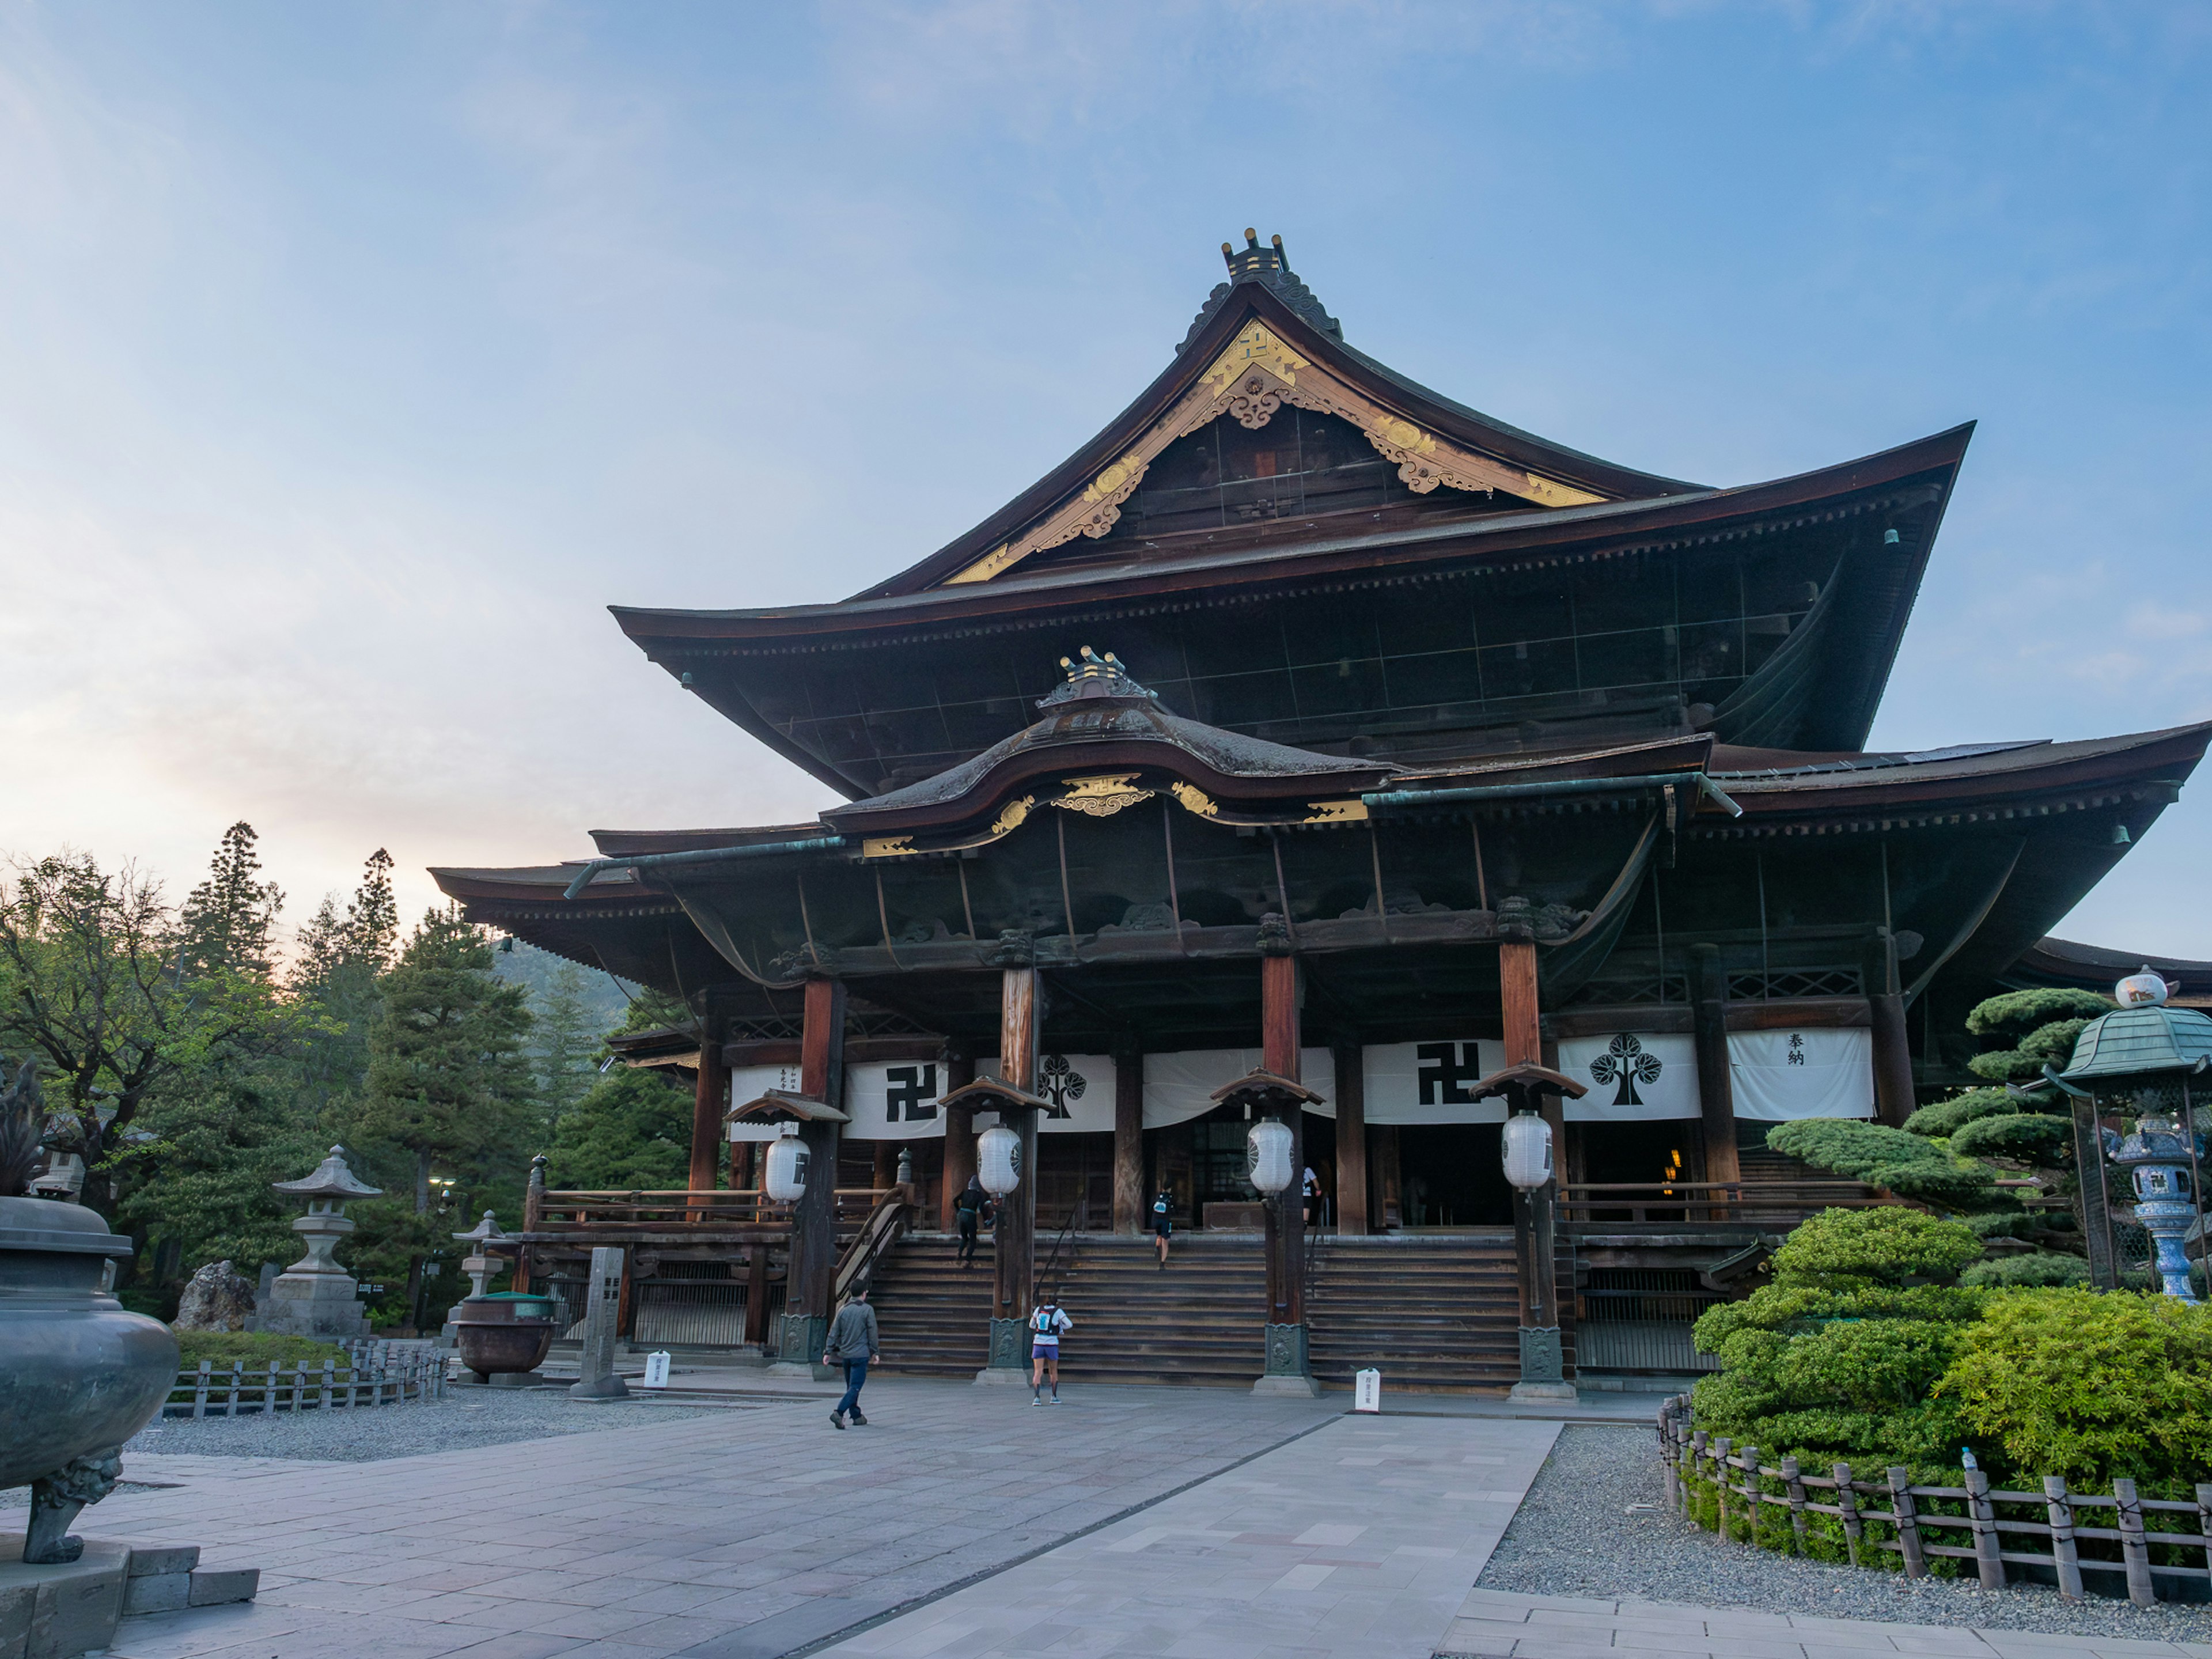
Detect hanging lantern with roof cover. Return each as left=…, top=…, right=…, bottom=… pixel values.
left=2046, top=971, right=2212, bottom=1301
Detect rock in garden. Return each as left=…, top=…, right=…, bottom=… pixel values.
left=173, top=1260, right=257, bottom=1332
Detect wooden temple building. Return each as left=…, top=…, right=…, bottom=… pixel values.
left=435, top=232, right=2210, bottom=1391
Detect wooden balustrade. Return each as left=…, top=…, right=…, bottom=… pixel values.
left=1559, top=1179, right=1907, bottom=1226
left=523, top=1187, right=896, bottom=1238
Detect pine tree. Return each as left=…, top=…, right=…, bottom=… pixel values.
left=289, top=850, right=404, bottom=1118
left=343, top=850, right=399, bottom=974
left=180, top=823, right=283, bottom=978
left=533, top=959, right=602, bottom=1126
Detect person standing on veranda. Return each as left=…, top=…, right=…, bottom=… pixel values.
left=824, top=1284, right=879, bottom=1429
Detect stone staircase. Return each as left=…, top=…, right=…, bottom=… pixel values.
left=869, top=1228, right=1559, bottom=1393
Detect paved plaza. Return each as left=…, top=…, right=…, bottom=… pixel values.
left=48, top=1379, right=2208, bottom=1659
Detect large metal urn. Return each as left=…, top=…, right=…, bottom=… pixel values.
left=450, top=1294, right=555, bottom=1382
left=0, top=1192, right=178, bottom=1562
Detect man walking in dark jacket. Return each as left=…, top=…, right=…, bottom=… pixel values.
left=955, top=1176, right=991, bottom=1267
left=824, top=1285, right=880, bottom=1429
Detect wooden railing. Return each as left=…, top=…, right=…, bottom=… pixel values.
left=526, top=1187, right=893, bottom=1234
left=165, top=1345, right=444, bottom=1417
left=835, top=1186, right=918, bottom=1304
left=1558, top=1180, right=1904, bottom=1226
left=1662, top=1395, right=2211, bottom=1605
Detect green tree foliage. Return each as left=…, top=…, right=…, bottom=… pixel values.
left=1938, top=1289, right=2212, bottom=1484
left=1903, top=1088, right=2018, bottom=1138
left=0, top=844, right=290, bottom=1214
left=1959, top=1253, right=2092, bottom=1289
left=178, top=823, right=284, bottom=979
left=1764, top=1119, right=2003, bottom=1209
left=546, top=1067, right=692, bottom=1191
left=1963, top=988, right=2111, bottom=1084
left=1950, top=1112, right=2071, bottom=1162
left=1690, top=1209, right=1986, bottom=1468
left=529, top=959, right=603, bottom=1126
left=288, top=850, right=400, bottom=1119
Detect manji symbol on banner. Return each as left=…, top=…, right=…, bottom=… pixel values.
left=884, top=1063, right=939, bottom=1125
left=1414, top=1042, right=1487, bottom=1106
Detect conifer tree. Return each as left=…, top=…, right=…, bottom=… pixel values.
left=179, top=822, right=283, bottom=978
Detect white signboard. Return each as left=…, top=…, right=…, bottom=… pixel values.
left=1729, top=1028, right=1874, bottom=1122
left=728, top=1060, right=963, bottom=1142
left=1359, top=1040, right=1510, bottom=1124
left=975, top=1054, right=1119, bottom=1135
left=1141, top=1048, right=1336, bottom=1127
left=642, top=1350, right=672, bottom=1389
left=1556, top=1033, right=1702, bottom=1121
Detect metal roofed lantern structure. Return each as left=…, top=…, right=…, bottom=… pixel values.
left=2046, top=973, right=2212, bottom=1299
left=431, top=232, right=2212, bottom=1396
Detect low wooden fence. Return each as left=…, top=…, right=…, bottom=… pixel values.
left=1659, top=1395, right=2212, bottom=1606
left=165, top=1342, right=446, bottom=1418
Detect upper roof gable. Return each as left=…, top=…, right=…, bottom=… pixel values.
left=855, top=233, right=1703, bottom=599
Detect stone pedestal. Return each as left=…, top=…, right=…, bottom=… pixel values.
left=766, top=1313, right=832, bottom=1381
left=2, top=1539, right=257, bottom=1659
left=1508, top=1325, right=1576, bottom=1402
left=975, top=1317, right=1029, bottom=1384
left=1253, top=1322, right=1322, bottom=1397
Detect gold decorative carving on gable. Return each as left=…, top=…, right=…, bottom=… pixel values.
left=1170, top=782, right=1220, bottom=818
left=1301, top=799, right=1369, bottom=824
left=942, top=321, right=1606, bottom=585
left=1053, top=773, right=1152, bottom=817
left=861, top=836, right=919, bottom=860
left=991, top=794, right=1036, bottom=838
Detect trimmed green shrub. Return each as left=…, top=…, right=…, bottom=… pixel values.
left=173, top=1331, right=346, bottom=1369
left=1959, top=1253, right=2092, bottom=1289
left=1904, top=1089, right=2018, bottom=1138
left=1766, top=1119, right=2002, bottom=1209
left=1950, top=1113, right=2071, bottom=1162
left=1937, top=1288, right=2212, bottom=1484
left=1956, top=1209, right=2064, bottom=1241
left=1767, top=1206, right=1984, bottom=1288
left=1966, top=988, right=2112, bottom=1037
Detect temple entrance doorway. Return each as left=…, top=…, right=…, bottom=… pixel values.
left=1579, top=1120, right=1689, bottom=1187
left=1396, top=1124, right=1512, bottom=1227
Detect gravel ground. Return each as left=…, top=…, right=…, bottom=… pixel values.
left=114, top=1387, right=737, bottom=1464
left=1477, top=1425, right=2212, bottom=1641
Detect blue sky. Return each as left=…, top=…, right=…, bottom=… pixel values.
left=3, top=1, right=2209, bottom=960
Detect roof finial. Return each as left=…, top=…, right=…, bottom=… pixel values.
left=1221, top=229, right=1290, bottom=282
left=1040, top=647, right=1158, bottom=708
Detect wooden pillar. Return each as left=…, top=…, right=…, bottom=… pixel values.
left=774, top=975, right=844, bottom=1374
left=743, top=1244, right=770, bottom=1345
left=1112, top=1040, right=1143, bottom=1234
left=989, top=961, right=1040, bottom=1363
left=1869, top=930, right=1916, bottom=1128
left=1692, top=945, right=1742, bottom=1188
left=938, top=1047, right=975, bottom=1231
left=1376, top=1126, right=1402, bottom=1229
left=728, top=1136, right=754, bottom=1194
left=1333, top=1036, right=1368, bottom=1236
left=687, top=1017, right=728, bottom=1203
left=1260, top=952, right=1305, bottom=1327
left=872, top=1142, right=896, bottom=1193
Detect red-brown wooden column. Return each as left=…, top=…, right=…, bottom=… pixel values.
left=687, top=1016, right=728, bottom=1212
left=938, top=1047, right=975, bottom=1231
left=1502, top=929, right=1572, bottom=1400
left=1112, top=1039, right=1143, bottom=1234
left=1254, top=943, right=1321, bottom=1394
left=1332, top=1035, right=1368, bottom=1235
left=980, top=953, right=1041, bottom=1380
left=1869, top=930, right=1916, bottom=1128
left=1692, top=944, right=1743, bottom=1190
left=769, top=975, right=844, bottom=1377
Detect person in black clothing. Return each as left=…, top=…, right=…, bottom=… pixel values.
left=1152, top=1189, right=1173, bottom=1268
left=955, top=1176, right=991, bottom=1266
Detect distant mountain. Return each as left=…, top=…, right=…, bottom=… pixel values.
left=491, top=938, right=641, bottom=1035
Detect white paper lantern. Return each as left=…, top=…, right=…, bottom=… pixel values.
left=763, top=1125, right=811, bottom=1203
left=1501, top=1112, right=1553, bottom=1190
left=2116, top=970, right=2172, bottom=1009
left=1245, top=1118, right=1294, bottom=1195
left=977, top=1123, right=1022, bottom=1195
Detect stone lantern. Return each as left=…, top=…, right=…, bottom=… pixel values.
left=250, top=1145, right=382, bottom=1339
left=434, top=1210, right=513, bottom=1350
left=2047, top=972, right=2212, bottom=1300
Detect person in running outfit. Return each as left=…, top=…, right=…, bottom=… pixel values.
left=1029, top=1298, right=1073, bottom=1403
left=1152, top=1190, right=1173, bottom=1268
left=954, top=1176, right=990, bottom=1267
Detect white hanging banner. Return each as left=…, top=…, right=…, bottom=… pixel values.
left=727, top=1060, right=957, bottom=1142
left=1142, top=1049, right=1336, bottom=1128
left=1360, top=1040, right=1510, bottom=1124
left=1729, top=1028, right=1874, bottom=1122
left=1556, top=1033, right=1702, bottom=1121
left=976, top=1054, right=1119, bottom=1135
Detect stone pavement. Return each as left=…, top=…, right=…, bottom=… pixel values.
left=1438, top=1589, right=2212, bottom=1658
left=815, top=1411, right=1561, bottom=1659
left=92, top=1378, right=1338, bottom=1659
